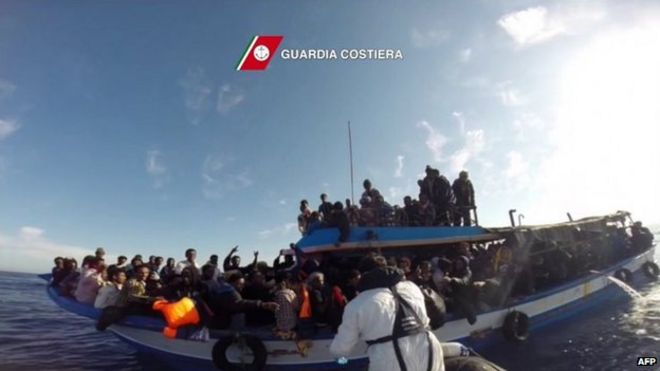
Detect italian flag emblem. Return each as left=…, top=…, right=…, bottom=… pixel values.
left=236, top=36, right=284, bottom=71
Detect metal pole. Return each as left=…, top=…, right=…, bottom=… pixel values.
left=348, top=121, right=355, bottom=205
left=508, top=209, right=517, bottom=227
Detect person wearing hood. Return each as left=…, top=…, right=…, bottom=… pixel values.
left=330, top=256, right=444, bottom=371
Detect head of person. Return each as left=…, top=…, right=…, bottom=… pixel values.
left=432, top=169, right=441, bottom=178
left=136, top=265, right=150, bottom=282
left=209, top=254, right=218, bottom=266
left=181, top=267, right=199, bottom=287
left=387, top=256, right=398, bottom=267
left=111, top=269, right=127, bottom=285
left=358, top=254, right=387, bottom=273
left=249, top=271, right=265, bottom=286
left=275, top=271, right=293, bottom=289
left=459, top=170, right=469, bottom=181
left=95, top=247, right=106, bottom=259
left=133, top=254, right=143, bottom=261
left=227, top=272, right=245, bottom=292
left=54, top=257, right=64, bottom=268
left=453, top=256, right=470, bottom=273
left=309, top=211, right=321, bottom=222
left=300, top=199, right=309, bottom=208
left=155, top=256, right=163, bottom=267
left=307, top=272, right=325, bottom=290
left=149, top=255, right=156, bottom=264
left=398, top=257, right=412, bottom=273
left=166, top=257, right=175, bottom=268
left=363, top=179, right=372, bottom=191
left=64, top=258, right=77, bottom=271
left=347, top=269, right=361, bottom=287
left=118, top=256, right=127, bottom=265
left=320, top=193, right=327, bottom=202
left=131, top=257, right=143, bottom=268
left=404, top=196, right=412, bottom=207
left=201, top=264, right=216, bottom=281
left=419, top=261, right=433, bottom=281
left=345, top=198, right=352, bottom=208
left=333, top=201, right=343, bottom=212
left=82, top=255, right=95, bottom=268
left=185, top=248, right=196, bottom=262
left=231, top=255, right=241, bottom=268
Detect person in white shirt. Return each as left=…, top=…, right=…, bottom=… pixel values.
left=175, top=248, right=201, bottom=275
left=75, top=259, right=105, bottom=305
left=330, top=256, right=444, bottom=371
left=94, top=270, right=127, bottom=309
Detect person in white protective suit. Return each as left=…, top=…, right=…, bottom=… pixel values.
left=330, top=257, right=444, bottom=371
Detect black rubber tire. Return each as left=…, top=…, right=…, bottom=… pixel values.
left=212, top=334, right=268, bottom=371
left=502, top=310, right=529, bottom=343
left=614, top=268, right=633, bottom=283
left=642, top=262, right=660, bottom=280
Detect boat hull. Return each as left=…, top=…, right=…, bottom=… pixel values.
left=83, top=247, right=657, bottom=370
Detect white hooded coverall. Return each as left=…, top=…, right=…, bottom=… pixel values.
left=330, top=280, right=445, bottom=371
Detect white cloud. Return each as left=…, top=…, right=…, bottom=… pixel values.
left=411, top=27, right=450, bottom=48
left=179, top=68, right=212, bottom=125
left=0, top=119, right=19, bottom=140
left=202, top=155, right=253, bottom=199
left=258, top=223, right=298, bottom=239
left=449, top=129, right=486, bottom=174
left=459, top=48, right=472, bottom=62
left=279, top=199, right=287, bottom=205
left=496, top=81, right=526, bottom=106
left=498, top=7, right=564, bottom=46
left=0, top=79, right=16, bottom=100
left=0, top=226, right=96, bottom=273
left=145, top=150, right=168, bottom=189
left=498, top=5, right=605, bottom=47
left=394, top=155, right=405, bottom=178
left=217, top=84, right=245, bottom=114
left=416, top=120, right=448, bottom=162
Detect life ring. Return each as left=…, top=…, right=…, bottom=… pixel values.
left=614, top=268, right=633, bottom=283
left=502, top=310, right=529, bottom=343
left=212, top=334, right=268, bottom=371
left=642, top=262, right=660, bottom=280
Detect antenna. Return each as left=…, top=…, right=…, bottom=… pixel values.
left=348, top=121, right=355, bottom=205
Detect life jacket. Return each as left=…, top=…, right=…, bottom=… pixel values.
left=152, top=297, right=201, bottom=339
left=365, top=285, right=434, bottom=371
left=299, top=285, right=312, bottom=319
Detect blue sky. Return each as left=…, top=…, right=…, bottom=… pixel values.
left=1, top=1, right=660, bottom=273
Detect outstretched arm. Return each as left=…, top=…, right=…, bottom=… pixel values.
left=223, top=245, right=238, bottom=271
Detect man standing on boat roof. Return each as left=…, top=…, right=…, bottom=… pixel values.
left=330, top=256, right=444, bottom=371
left=452, top=171, right=475, bottom=226
left=318, top=193, right=334, bottom=220
left=361, top=179, right=380, bottom=206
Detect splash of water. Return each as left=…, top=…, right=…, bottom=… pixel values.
left=606, top=276, right=644, bottom=300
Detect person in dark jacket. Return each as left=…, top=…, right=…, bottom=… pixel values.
left=159, top=258, right=176, bottom=285
left=430, top=168, right=455, bottom=226
left=201, top=272, right=279, bottom=329
left=452, top=171, right=476, bottom=226
left=242, top=271, right=276, bottom=326
left=325, top=202, right=350, bottom=246
left=318, top=193, right=334, bottom=221
left=223, top=245, right=257, bottom=275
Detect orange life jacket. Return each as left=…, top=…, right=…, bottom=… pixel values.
left=299, top=285, right=312, bottom=319
left=152, top=297, right=200, bottom=338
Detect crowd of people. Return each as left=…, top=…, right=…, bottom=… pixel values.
left=297, top=166, right=477, bottom=239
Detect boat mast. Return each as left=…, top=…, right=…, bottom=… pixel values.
left=348, top=121, right=355, bottom=205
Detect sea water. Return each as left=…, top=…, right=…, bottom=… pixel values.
left=0, top=233, right=658, bottom=371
